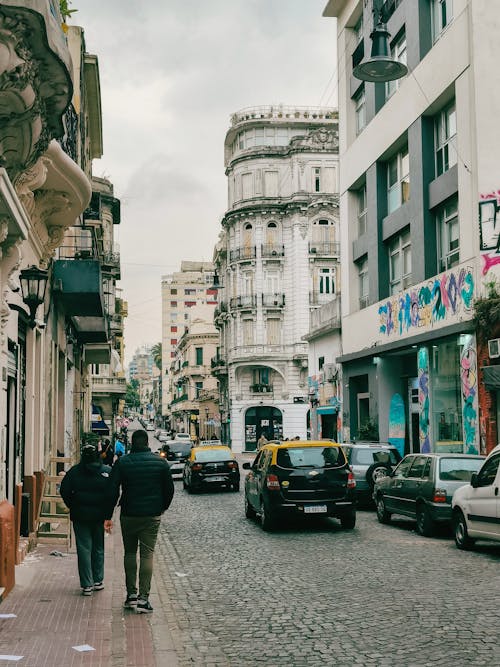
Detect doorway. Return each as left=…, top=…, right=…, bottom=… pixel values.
left=245, top=406, right=282, bottom=451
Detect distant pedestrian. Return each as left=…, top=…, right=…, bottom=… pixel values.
left=110, top=429, right=174, bottom=613
left=257, top=434, right=268, bottom=450
left=114, top=433, right=126, bottom=461
left=59, top=444, right=113, bottom=596
left=100, top=438, right=114, bottom=466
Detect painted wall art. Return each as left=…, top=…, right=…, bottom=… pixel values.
left=418, top=347, right=430, bottom=453
left=479, top=189, right=500, bottom=275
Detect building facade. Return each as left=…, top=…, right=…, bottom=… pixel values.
left=161, top=262, right=216, bottom=419
left=214, top=106, right=339, bottom=452
left=324, top=0, right=500, bottom=455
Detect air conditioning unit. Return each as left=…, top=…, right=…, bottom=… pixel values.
left=488, top=338, right=500, bottom=359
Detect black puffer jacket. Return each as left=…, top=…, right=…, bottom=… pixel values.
left=110, top=449, right=174, bottom=517
left=59, top=461, right=113, bottom=522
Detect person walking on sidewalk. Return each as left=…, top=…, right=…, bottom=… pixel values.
left=59, top=444, right=114, bottom=596
left=110, top=428, right=174, bottom=613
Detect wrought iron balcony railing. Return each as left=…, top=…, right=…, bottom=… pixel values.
left=262, top=293, right=285, bottom=308
left=308, top=242, right=340, bottom=257
left=229, top=295, right=257, bottom=309
left=229, top=246, right=256, bottom=262
left=250, top=383, right=273, bottom=394
left=261, top=244, right=285, bottom=258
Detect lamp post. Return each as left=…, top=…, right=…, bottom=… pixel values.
left=19, top=265, right=49, bottom=328
left=353, top=0, right=408, bottom=83
left=205, top=407, right=209, bottom=439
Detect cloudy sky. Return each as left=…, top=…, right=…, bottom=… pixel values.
left=72, top=1, right=338, bottom=364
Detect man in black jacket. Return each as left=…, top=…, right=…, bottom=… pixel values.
left=110, top=428, right=174, bottom=613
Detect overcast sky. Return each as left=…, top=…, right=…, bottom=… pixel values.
left=72, top=1, right=338, bottom=364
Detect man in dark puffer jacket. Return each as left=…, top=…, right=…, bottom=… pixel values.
left=60, top=444, right=114, bottom=596
left=110, top=428, right=174, bottom=613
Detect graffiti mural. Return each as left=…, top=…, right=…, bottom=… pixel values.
left=460, top=336, right=478, bottom=454
left=479, top=190, right=500, bottom=275
left=379, top=267, right=474, bottom=337
left=418, top=347, right=430, bottom=453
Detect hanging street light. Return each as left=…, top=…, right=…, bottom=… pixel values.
left=353, top=2, right=408, bottom=83
left=19, top=265, right=49, bottom=327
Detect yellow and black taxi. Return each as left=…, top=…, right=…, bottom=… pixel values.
left=243, top=440, right=356, bottom=531
left=183, top=444, right=240, bottom=493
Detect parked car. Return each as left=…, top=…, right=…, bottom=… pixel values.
left=373, top=453, right=485, bottom=536
left=341, top=442, right=402, bottom=504
left=452, top=443, right=500, bottom=549
left=145, top=422, right=155, bottom=432
left=160, top=440, right=192, bottom=477
left=183, top=445, right=240, bottom=492
left=157, top=430, right=170, bottom=443
left=243, top=440, right=356, bottom=532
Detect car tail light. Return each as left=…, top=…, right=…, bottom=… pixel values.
left=227, top=461, right=237, bottom=469
left=347, top=471, right=356, bottom=489
left=192, top=463, right=203, bottom=471
left=160, top=452, right=165, bottom=457
left=433, top=489, right=447, bottom=503
left=266, top=474, right=280, bottom=490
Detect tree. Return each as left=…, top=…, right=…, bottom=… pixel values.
left=151, top=342, right=162, bottom=371
left=125, top=382, right=140, bottom=410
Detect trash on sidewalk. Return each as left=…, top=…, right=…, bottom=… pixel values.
left=72, top=645, right=95, bottom=652
left=174, top=572, right=187, bottom=577
left=0, top=656, right=24, bottom=662
left=49, top=550, right=66, bottom=557
left=0, top=614, right=17, bottom=619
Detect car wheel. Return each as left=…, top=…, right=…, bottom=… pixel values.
left=416, top=504, right=435, bottom=537
left=454, top=509, right=475, bottom=550
left=366, top=463, right=393, bottom=488
left=244, top=494, right=256, bottom=519
left=376, top=495, right=391, bottom=524
left=340, top=510, right=356, bottom=530
left=260, top=499, right=276, bottom=532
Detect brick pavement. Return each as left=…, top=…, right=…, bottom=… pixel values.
left=0, top=518, right=178, bottom=667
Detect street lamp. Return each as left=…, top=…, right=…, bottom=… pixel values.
left=19, top=265, right=49, bottom=327
left=205, top=407, right=209, bottom=439
left=353, top=1, right=408, bottom=83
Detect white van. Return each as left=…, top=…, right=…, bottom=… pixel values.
left=174, top=433, right=192, bottom=442
left=452, top=443, right=500, bottom=549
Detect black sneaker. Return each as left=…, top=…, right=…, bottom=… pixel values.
left=81, top=586, right=93, bottom=596
left=93, top=582, right=104, bottom=591
left=124, top=594, right=138, bottom=608
left=135, top=599, right=153, bottom=614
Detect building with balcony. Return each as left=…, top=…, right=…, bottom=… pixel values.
left=169, top=307, right=219, bottom=437
left=161, top=261, right=217, bottom=419
left=214, top=105, right=340, bottom=451
left=324, top=0, right=500, bottom=454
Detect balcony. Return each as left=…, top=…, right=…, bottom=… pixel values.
left=308, top=242, right=340, bottom=257
left=229, top=246, right=256, bottom=263
left=52, top=259, right=104, bottom=317
left=230, top=295, right=257, bottom=310
left=91, top=376, right=126, bottom=395
left=310, top=291, right=337, bottom=306
left=261, top=244, right=285, bottom=259
left=101, top=250, right=121, bottom=278
left=211, top=356, right=228, bottom=375
left=250, top=383, right=273, bottom=394
left=109, top=313, right=124, bottom=334
left=262, top=293, right=285, bottom=308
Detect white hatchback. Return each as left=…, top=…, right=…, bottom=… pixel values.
left=452, top=444, right=500, bottom=549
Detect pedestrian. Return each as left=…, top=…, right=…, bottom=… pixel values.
left=114, top=432, right=126, bottom=461
left=59, top=444, right=113, bottom=596
left=100, top=438, right=114, bottom=466
left=110, top=428, right=174, bottom=613
left=257, top=433, right=268, bottom=450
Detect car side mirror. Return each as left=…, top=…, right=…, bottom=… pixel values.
left=242, top=462, right=251, bottom=470
left=470, top=472, right=479, bottom=488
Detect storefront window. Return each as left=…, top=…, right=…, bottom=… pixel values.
left=430, top=338, right=463, bottom=452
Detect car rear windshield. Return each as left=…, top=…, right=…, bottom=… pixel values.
left=439, top=457, right=483, bottom=481
left=194, top=449, right=232, bottom=463
left=166, top=443, right=191, bottom=455
left=346, top=448, right=401, bottom=466
left=277, top=446, right=345, bottom=469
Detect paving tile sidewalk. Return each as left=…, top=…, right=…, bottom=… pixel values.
left=0, top=521, right=178, bottom=667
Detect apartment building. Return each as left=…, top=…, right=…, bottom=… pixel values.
left=214, top=105, right=339, bottom=452
left=324, top=0, right=500, bottom=454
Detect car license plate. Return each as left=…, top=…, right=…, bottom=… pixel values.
left=304, top=505, right=327, bottom=514
left=207, top=476, right=225, bottom=482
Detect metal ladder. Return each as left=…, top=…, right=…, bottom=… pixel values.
left=36, top=456, right=72, bottom=551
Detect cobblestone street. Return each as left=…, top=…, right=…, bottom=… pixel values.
left=155, top=477, right=500, bottom=667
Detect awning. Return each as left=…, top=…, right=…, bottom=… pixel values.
left=482, top=365, right=500, bottom=391
left=91, top=421, right=110, bottom=434
left=316, top=406, right=337, bottom=415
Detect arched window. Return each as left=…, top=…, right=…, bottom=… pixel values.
left=311, top=218, right=335, bottom=245
left=266, top=221, right=280, bottom=245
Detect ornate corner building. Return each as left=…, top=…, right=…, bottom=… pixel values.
left=214, top=106, right=340, bottom=452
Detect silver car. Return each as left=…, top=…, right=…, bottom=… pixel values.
left=341, top=442, right=402, bottom=504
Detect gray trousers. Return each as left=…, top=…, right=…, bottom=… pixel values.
left=120, top=514, right=161, bottom=599
left=73, top=520, right=105, bottom=588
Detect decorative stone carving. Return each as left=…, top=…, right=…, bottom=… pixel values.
left=0, top=237, right=22, bottom=340
left=14, top=157, right=49, bottom=221
left=290, top=127, right=339, bottom=151
left=40, top=225, right=65, bottom=268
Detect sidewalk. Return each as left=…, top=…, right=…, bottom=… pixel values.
left=0, top=521, right=178, bottom=667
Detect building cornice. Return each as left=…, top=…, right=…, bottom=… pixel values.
left=222, top=194, right=339, bottom=227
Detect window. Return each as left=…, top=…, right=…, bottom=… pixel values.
left=242, top=173, right=253, bottom=198
left=171, top=339, right=177, bottom=346
left=477, top=455, right=500, bottom=487
left=394, top=456, right=414, bottom=478
left=358, top=257, right=369, bottom=308
left=385, top=33, right=407, bottom=99
left=195, top=347, right=203, bottom=365
left=195, top=381, right=203, bottom=398
left=408, top=456, right=430, bottom=478
left=264, top=171, right=279, bottom=197
left=254, top=368, right=270, bottom=385
left=170, top=301, right=177, bottom=307
left=242, top=318, right=254, bottom=346
left=437, top=196, right=459, bottom=272
left=354, top=86, right=366, bottom=134
left=170, top=288, right=177, bottom=295
left=185, top=288, right=196, bottom=295
left=389, top=230, right=411, bottom=294
left=266, top=318, right=281, bottom=345
left=318, top=356, right=325, bottom=371
left=170, top=326, right=177, bottom=332
left=314, top=167, right=321, bottom=192
left=387, top=147, right=410, bottom=214
left=264, top=269, right=280, bottom=294
left=171, top=313, right=177, bottom=322
left=311, top=219, right=335, bottom=246
left=432, top=0, right=453, bottom=42
left=242, top=271, right=254, bottom=295
left=357, top=185, right=367, bottom=237
left=319, top=267, right=335, bottom=295
left=435, top=102, right=457, bottom=177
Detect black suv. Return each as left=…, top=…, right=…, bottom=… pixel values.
left=243, top=440, right=356, bottom=531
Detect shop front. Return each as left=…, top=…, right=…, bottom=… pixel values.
left=244, top=406, right=282, bottom=451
